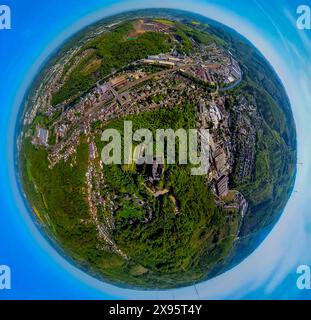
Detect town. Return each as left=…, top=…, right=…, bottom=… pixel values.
left=22, top=21, right=256, bottom=255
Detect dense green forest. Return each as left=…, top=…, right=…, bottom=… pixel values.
left=98, top=103, right=240, bottom=279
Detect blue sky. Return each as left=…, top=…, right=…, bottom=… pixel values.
left=0, top=0, right=311, bottom=299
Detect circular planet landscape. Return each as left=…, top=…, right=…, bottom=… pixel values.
left=18, top=9, right=296, bottom=289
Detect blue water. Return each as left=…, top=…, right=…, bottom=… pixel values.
left=1, top=0, right=311, bottom=299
